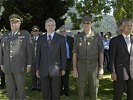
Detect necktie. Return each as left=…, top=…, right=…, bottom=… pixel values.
left=11, top=32, right=14, bottom=37
left=125, top=37, right=131, bottom=53
left=48, top=35, right=52, bottom=46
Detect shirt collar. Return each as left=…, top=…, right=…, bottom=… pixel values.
left=122, top=33, right=130, bottom=38
left=47, top=32, right=55, bottom=38
left=84, top=31, right=94, bottom=38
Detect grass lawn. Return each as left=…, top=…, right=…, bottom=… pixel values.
left=0, top=71, right=127, bottom=100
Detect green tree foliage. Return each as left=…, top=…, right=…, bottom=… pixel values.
left=68, top=0, right=112, bottom=30
left=0, top=0, right=74, bottom=31
left=111, top=0, right=133, bottom=25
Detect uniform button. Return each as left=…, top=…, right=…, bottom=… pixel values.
left=10, top=46, right=12, bottom=48
left=10, top=56, right=12, bottom=58
left=10, top=51, right=12, bottom=53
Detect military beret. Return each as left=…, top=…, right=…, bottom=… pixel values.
left=82, top=15, right=93, bottom=23
left=32, top=26, right=40, bottom=31
left=9, top=14, right=22, bottom=22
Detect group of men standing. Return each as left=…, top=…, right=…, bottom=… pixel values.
left=0, top=14, right=74, bottom=100
left=0, top=13, right=132, bottom=100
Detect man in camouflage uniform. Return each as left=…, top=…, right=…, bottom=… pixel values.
left=73, top=16, right=104, bottom=100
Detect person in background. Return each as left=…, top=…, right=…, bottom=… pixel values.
left=103, top=33, right=110, bottom=71
left=0, top=32, right=5, bottom=89
left=73, top=15, right=104, bottom=100
left=36, top=18, right=66, bottom=100
left=59, top=25, right=74, bottom=96
left=109, top=18, right=133, bottom=100
left=116, top=25, right=122, bottom=35
left=30, top=25, right=41, bottom=91
left=0, top=14, right=33, bottom=100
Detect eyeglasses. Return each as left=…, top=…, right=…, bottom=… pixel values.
left=83, top=22, right=91, bottom=24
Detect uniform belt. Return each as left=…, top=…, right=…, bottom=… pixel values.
left=78, top=58, right=97, bottom=64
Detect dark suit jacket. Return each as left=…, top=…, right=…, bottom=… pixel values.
left=36, top=33, right=67, bottom=77
left=0, top=30, right=33, bottom=73
left=66, top=35, right=74, bottom=61
left=109, top=34, right=133, bottom=80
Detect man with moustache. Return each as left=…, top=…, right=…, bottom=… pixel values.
left=0, top=14, right=33, bottom=100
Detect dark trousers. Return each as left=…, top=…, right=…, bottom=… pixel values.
left=104, top=49, right=109, bottom=71
left=0, top=69, right=5, bottom=88
left=5, top=72, right=26, bottom=100
left=61, top=59, right=71, bottom=95
left=40, top=76, right=61, bottom=100
left=31, top=66, right=41, bottom=89
left=113, top=79, right=133, bottom=100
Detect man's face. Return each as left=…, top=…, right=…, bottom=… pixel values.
left=83, top=21, right=92, bottom=32
left=122, top=21, right=133, bottom=34
left=45, top=21, right=56, bottom=33
left=59, top=28, right=66, bottom=36
left=32, top=30, right=39, bottom=36
left=10, top=20, right=21, bottom=32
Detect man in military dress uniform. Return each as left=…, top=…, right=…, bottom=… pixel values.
left=0, top=14, right=33, bottom=100
left=30, top=25, right=41, bottom=91
left=73, top=16, right=104, bottom=100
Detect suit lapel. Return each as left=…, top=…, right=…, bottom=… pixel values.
left=119, top=34, right=129, bottom=54
left=51, top=33, right=57, bottom=44
left=130, top=35, right=133, bottom=55
left=44, top=34, right=48, bottom=45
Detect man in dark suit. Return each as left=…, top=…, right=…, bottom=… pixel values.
left=109, top=18, right=133, bottom=100
left=0, top=14, right=33, bottom=100
left=36, top=18, right=66, bottom=100
left=30, top=25, right=41, bottom=91
left=59, top=25, right=74, bottom=96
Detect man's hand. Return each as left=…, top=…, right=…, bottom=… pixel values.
left=111, top=72, right=117, bottom=81
left=61, top=70, right=65, bottom=76
left=73, top=68, right=78, bottom=78
left=36, top=70, right=40, bottom=78
left=0, top=65, right=4, bottom=72
left=26, top=66, right=31, bottom=73
left=99, top=67, right=104, bottom=74
left=98, top=67, right=104, bottom=79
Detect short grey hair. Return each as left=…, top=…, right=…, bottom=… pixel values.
left=45, top=18, right=56, bottom=25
